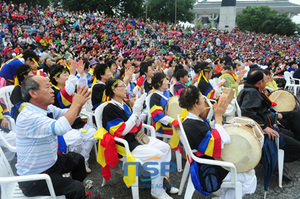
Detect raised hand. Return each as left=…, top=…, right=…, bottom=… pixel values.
left=72, top=85, right=91, bottom=107
left=76, top=59, right=85, bottom=77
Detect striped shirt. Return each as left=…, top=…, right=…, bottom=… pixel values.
left=16, top=103, right=71, bottom=176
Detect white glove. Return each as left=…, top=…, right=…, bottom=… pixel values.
left=132, top=93, right=147, bottom=116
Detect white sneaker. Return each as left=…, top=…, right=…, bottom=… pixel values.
left=169, top=187, right=179, bottom=194
left=85, top=161, right=91, bottom=173
left=151, top=191, right=173, bottom=199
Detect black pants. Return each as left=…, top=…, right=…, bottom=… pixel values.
left=279, top=129, right=300, bottom=163
left=280, top=111, right=300, bottom=141
left=19, top=152, right=87, bottom=199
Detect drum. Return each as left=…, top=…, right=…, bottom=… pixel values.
left=165, top=96, right=183, bottom=119
left=200, top=97, right=211, bottom=119
left=219, top=117, right=263, bottom=173
left=269, top=90, right=296, bottom=112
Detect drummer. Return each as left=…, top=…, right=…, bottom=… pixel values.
left=150, top=72, right=180, bottom=135
left=238, top=69, right=300, bottom=164
left=179, top=85, right=257, bottom=198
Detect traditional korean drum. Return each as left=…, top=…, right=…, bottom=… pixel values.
left=269, top=90, right=297, bottom=112
left=165, top=96, right=183, bottom=119
left=220, top=117, right=263, bottom=173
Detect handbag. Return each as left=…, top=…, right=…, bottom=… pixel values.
left=135, top=130, right=150, bottom=145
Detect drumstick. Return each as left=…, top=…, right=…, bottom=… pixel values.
left=272, top=90, right=283, bottom=102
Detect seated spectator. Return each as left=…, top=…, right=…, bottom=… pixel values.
left=49, top=61, right=96, bottom=173
left=179, top=85, right=257, bottom=198
left=91, top=63, right=111, bottom=110
left=174, top=69, right=188, bottom=96
left=16, top=75, right=99, bottom=198
left=150, top=72, right=180, bottom=135
left=0, top=49, right=39, bottom=85
left=102, top=78, right=179, bottom=199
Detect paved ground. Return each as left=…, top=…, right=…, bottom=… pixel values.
left=86, top=147, right=300, bottom=199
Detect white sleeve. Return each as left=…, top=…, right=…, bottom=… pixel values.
left=214, top=86, right=222, bottom=98
left=211, top=121, right=231, bottom=149
left=77, top=73, right=87, bottom=87
left=121, top=114, right=138, bottom=136
left=65, top=75, right=78, bottom=96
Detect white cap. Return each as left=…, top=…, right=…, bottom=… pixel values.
left=205, top=59, right=212, bottom=63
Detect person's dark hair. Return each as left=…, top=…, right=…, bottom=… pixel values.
left=122, top=58, right=129, bottom=68
left=107, top=60, right=115, bottom=69
left=16, top=64, right=32, bottom=83
left=139, top=62, right=149, bottom=76
left=179, top=85, right=200, bottom=111
left=49, top=64, right=65, bottom=86
left=246, top=69, right=264, bottom=85
left=175, top=69, right=188, bottom=81
left=194, top=62, right=210, bottom=74
left=223, top=65, right=233, bottom=71
left=83, top=59, right=89, bottom=70
left=105, top=78, right=119, bottom=99
left=94, top=63, right=108, bottom=80
left=173, top=64, right=184, bottom=77
left=152, top=72, right=166, bottom=89
left=263, top=69, right=271, bottom=76
left=23, top=49, right=39, bottom=62
left=21, top=76, right=40, bottom=102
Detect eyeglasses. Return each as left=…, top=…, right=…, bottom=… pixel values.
left=116, top=83, right=126, bottom=88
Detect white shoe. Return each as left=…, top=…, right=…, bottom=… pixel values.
left=151, top=191, right=173, bottom=199
left=85, top=161, right=91, bottom=173
left=169, top=187, right=179, bottom=194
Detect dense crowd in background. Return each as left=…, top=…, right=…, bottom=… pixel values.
left=0, top=0, right=299, bottom=75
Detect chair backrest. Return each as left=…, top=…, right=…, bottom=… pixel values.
left=176, top=115, right=197, bottom=162
left=145, top=93, right=153, bottom=117
left=82, top=98, right=93, bottom=113
left=169, top=84, right=175, bottom=96
left=0, top=85, right=14, bottom=113
left=284, top=71, right=292, bottom=84
left=203, top=96, right=214, bottom=121
left=94, top=102, right=108, bottom=129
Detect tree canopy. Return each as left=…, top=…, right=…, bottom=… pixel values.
left=236, top=5, right=296, bottom=36
left=60, top=0, right=145, bottom=18
left=147, top=0, right=196, bottom=23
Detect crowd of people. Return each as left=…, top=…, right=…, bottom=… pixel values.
left=0, top=1, right=300, bottom=199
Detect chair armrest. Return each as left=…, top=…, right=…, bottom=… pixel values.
left=114, top=137, right=130, bottom=157
left=0, top=132, right=16, bottom=152
left=142, top=123, right=156, bottom=138
left=0, top=174, right=57, bottom=198
left=7, top=117, right=16, bottom=132
left=292, top=78, right=300, bottom=85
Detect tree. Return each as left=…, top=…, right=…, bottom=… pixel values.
left=60, top=0, right=144, bottom=18
left=236, top=5, right=296, bottom=36
left=147, top=0, right=196, bottom=23
left=12, top=0, right=50, bottom=8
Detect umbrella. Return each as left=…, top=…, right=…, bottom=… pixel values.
left=262, top=136, right=278, bottom=193
left=263, top=113, right=286, bottom=198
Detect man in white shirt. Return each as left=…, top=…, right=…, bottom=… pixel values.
left=16, top=76, right=92, bottom=198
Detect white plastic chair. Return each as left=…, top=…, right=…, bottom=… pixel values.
left=0, top=85, right=14, bottom=113
left=0, top=134, right=66, bottom=199
left=94, top=102, right=156, bottom=199
left=145, top=94, right=182, bottom=172
left=284, top=71, right=300, bottom=96
left=176, top=115, right=243, bottom=199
